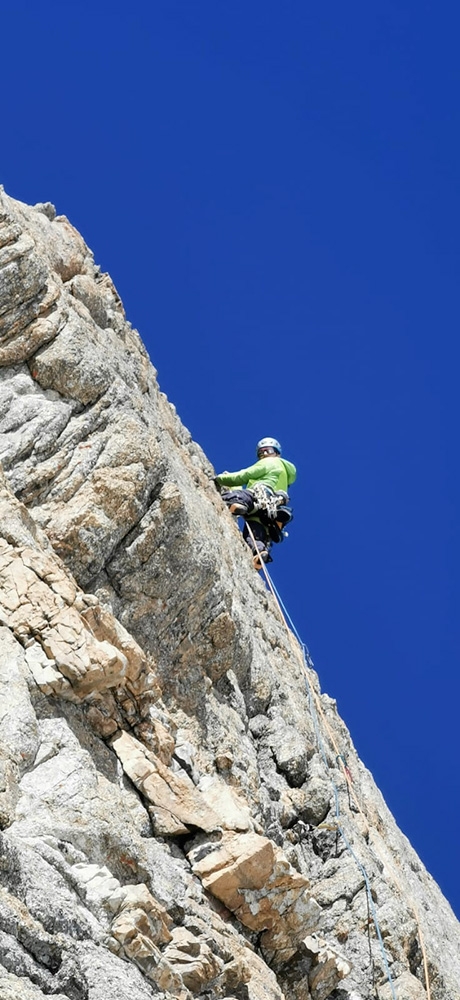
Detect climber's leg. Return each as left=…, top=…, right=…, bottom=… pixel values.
left=221, top=489, right=255, bottom=516
left=243, top=520, right=272, bottom=569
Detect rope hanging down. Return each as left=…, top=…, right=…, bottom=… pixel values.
left=244, top=522, right=431, bottom=1000
left=264, top=567, right=432, bottom=1000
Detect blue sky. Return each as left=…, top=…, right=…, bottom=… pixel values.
left=2, top=1, right=460, bottom=918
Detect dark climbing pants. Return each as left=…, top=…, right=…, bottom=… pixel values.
left=220, top=489, right=255, bottom=515
left=220, top=489, right=270, bottom=556
left=243, top=519, right=269, bottom=555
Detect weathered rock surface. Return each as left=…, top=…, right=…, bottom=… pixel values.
left=190, top=831, right=322, bottom=965
left=0, top=186, right=459, bottom=1000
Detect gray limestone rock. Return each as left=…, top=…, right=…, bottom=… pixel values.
left=0, top=187, right=459, bottom=1000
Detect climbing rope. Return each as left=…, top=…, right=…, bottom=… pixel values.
left=244, top=521, right=432, bottom=1000
left=265, top=568, right=432, bottom=1000
left=246, top=524, right=369, bottom=823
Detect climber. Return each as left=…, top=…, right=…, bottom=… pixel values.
left=214, top=438, right=296, bottom=569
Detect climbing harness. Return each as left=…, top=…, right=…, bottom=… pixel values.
left=244, top=521, right=432, bottom=1000
left=221, top=484, right=293, bottom=561
left=250, top=482, right=280, bottom=519
left=222, top=482, right=292, bottom=526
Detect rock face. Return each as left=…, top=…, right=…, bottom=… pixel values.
left=0, top=186, right=459, bottom=1000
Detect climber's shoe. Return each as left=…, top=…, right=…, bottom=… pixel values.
left=229, top=502, right=248, bottom=515
left=253, top=549, right=270, bottom=570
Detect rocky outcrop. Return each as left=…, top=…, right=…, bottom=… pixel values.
left=189, top=831, right=322, bottom=964
left=0, top=186, right=459, bottom=1000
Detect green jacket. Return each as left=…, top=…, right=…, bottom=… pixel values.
left=216, top=456, right=296, bottom=493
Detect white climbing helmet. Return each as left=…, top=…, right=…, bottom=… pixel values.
left=257, top=437, right=282, bottom=457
